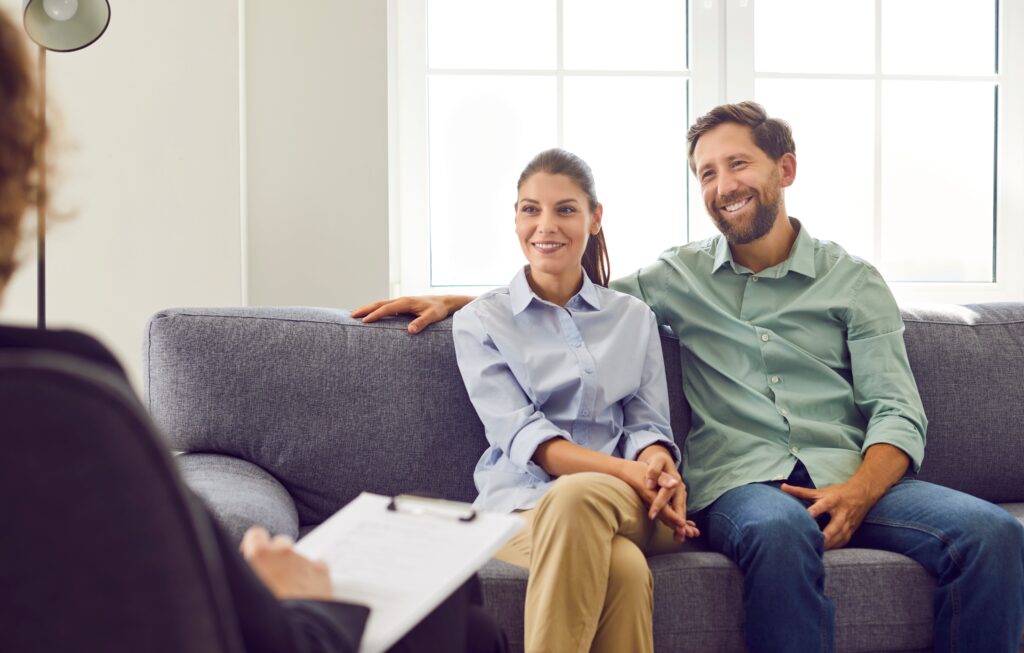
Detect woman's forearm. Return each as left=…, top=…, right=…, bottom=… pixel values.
left=533, top=438, right=627, bottom=480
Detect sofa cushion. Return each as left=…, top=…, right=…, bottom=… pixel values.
left=482, top=505, right=1024, bottom=653
left=901, top=304, right=1024, bottom=503
left=482, top=545, right=935, bottom=653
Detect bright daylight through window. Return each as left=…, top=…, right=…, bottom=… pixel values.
left=391, top=0, right=1022, bottom=302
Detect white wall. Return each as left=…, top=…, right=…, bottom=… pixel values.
left=246, top=1, right=389, bottom=308
left=0, top=1, right=391, bottom=389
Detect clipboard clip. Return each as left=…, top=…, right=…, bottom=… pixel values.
left=387, top=494, right=477, bottom=522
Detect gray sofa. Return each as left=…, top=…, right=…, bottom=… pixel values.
left=144, top=303, right=1024, bottom=653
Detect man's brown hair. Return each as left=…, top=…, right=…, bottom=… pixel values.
left=687, top=101, right=795, bottom=174
left=0, top=9, right=45, bottom=288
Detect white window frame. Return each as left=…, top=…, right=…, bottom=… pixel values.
left=390, top=0, right=1024, bottom=303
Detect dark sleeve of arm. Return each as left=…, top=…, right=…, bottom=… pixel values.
left=1, top=327, right=128, bottom=380
left=206, top=505, right=369, bottom=653
left=50, top=329, right=128, bottom=378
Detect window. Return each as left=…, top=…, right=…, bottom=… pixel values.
left=390, top=0, right=1024, bottom=303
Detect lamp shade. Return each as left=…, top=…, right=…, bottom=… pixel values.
left=22, top=0, right=110, bottom=52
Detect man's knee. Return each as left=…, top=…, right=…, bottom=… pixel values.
left=710, top=491, right=824, bottom=562
left=965, top=507, right=1024, bottom=566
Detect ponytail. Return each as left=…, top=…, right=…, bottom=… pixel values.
left=582, top=229, right=610, bottom=287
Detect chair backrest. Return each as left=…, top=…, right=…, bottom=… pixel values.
left=0, top=351, right=244, bottom=653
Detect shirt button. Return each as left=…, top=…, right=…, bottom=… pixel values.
left=779, top=407, right=789, bottom=416
left=581, top=410, right=590, bottom=417
left=760, top=333, right=770, bottom=342
left=573, top=342, right=582, bottom=349
left=770, top=375, right=780, bottom=384
left=790, top=446, right=799, bottom=455
left=584, top=368, right=594, bottom=374
left=751, top=276, right=759, bottom=283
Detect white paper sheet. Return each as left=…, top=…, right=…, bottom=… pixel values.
left=295, top=493, right=523, bottom=653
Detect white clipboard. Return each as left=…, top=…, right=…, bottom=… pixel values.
left=294, top=492, right=524, bottom=653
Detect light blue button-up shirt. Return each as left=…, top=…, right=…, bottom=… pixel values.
left=452, top=266, right=680, bottom=513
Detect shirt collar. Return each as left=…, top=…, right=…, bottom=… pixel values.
left=711, top=236, right=734, bottom=273
left=710, top=218, right=817, bottom=279
left=784, top=219, right=817, bottom=279
left=509, top=266, right=602, bottom=316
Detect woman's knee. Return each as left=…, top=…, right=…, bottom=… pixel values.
left=607, top=537, right=652, bottom=600
left=537, top=472, right=629, bottom=516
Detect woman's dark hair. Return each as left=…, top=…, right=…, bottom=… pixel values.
left=0, top=9, right=45, bottom=289
left=516, top=148, right=610, bottom=287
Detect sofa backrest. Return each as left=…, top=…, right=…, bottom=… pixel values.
left=146, top=308, right=649, bottom=524
left=145, top=303, right=1024, bottom=525
left=902, top=303, right=1024, bottom=503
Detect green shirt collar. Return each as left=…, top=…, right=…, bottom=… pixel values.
left=710, top=218, right=817, bottom=279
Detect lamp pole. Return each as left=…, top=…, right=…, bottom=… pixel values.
left=21, top=0, right=111, bottom=329
left=36, top=46, right=46, bottom=328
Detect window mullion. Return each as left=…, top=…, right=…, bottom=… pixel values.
left=873, top=0, right=883, bottom=267
left=391, top=0, right=431, bottom=295
left=725, top=0, right=754, bottom=102
left=690, top=0, right=724, bottom=115
left=688, top=0, right=726, bottom=242
left=556, top=0, right=564, bottom=146
left=996, top=0, right=1024, bottom=299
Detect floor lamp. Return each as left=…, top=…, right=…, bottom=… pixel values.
left=21, top=0, right=110, bottom=329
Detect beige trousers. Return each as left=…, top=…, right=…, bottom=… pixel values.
left=495, top=472, right=683, bottom=653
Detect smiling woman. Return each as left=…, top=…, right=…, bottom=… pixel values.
left=450, top=148, right=699, bottom=653
left=513, top=149, right=608, bottom=306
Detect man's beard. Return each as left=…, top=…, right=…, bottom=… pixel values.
left=709, top=178, right=781, bottom=245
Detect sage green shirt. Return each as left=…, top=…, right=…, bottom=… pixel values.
left=611, top=221, right=927, bottom=512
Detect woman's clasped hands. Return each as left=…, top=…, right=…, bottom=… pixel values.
left=622, top=445, right=701, bottom=543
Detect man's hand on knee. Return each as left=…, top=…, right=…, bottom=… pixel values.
left=783, top=445, right=909, bottom=549
left=780, top=480, right=872, bottom=550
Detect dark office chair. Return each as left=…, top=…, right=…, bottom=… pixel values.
left=0, top=351, right=244, bottom=653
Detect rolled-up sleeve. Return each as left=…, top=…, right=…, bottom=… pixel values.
left=618, top=310, right=680, bottom=464
left=452, top=306, right=569, bottom=477
left=846, top=266, right=927, bottom=472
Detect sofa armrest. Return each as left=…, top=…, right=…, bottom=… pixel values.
left=177, top=453, right=299, bottom=544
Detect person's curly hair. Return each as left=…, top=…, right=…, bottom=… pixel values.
left=0, top=9, right=45, bottom=289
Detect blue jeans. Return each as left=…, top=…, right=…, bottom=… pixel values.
left=692, top=464, right=1024, bottom=653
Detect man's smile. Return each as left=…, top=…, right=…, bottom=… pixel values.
left=720, top=196, right=753, bottom=214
